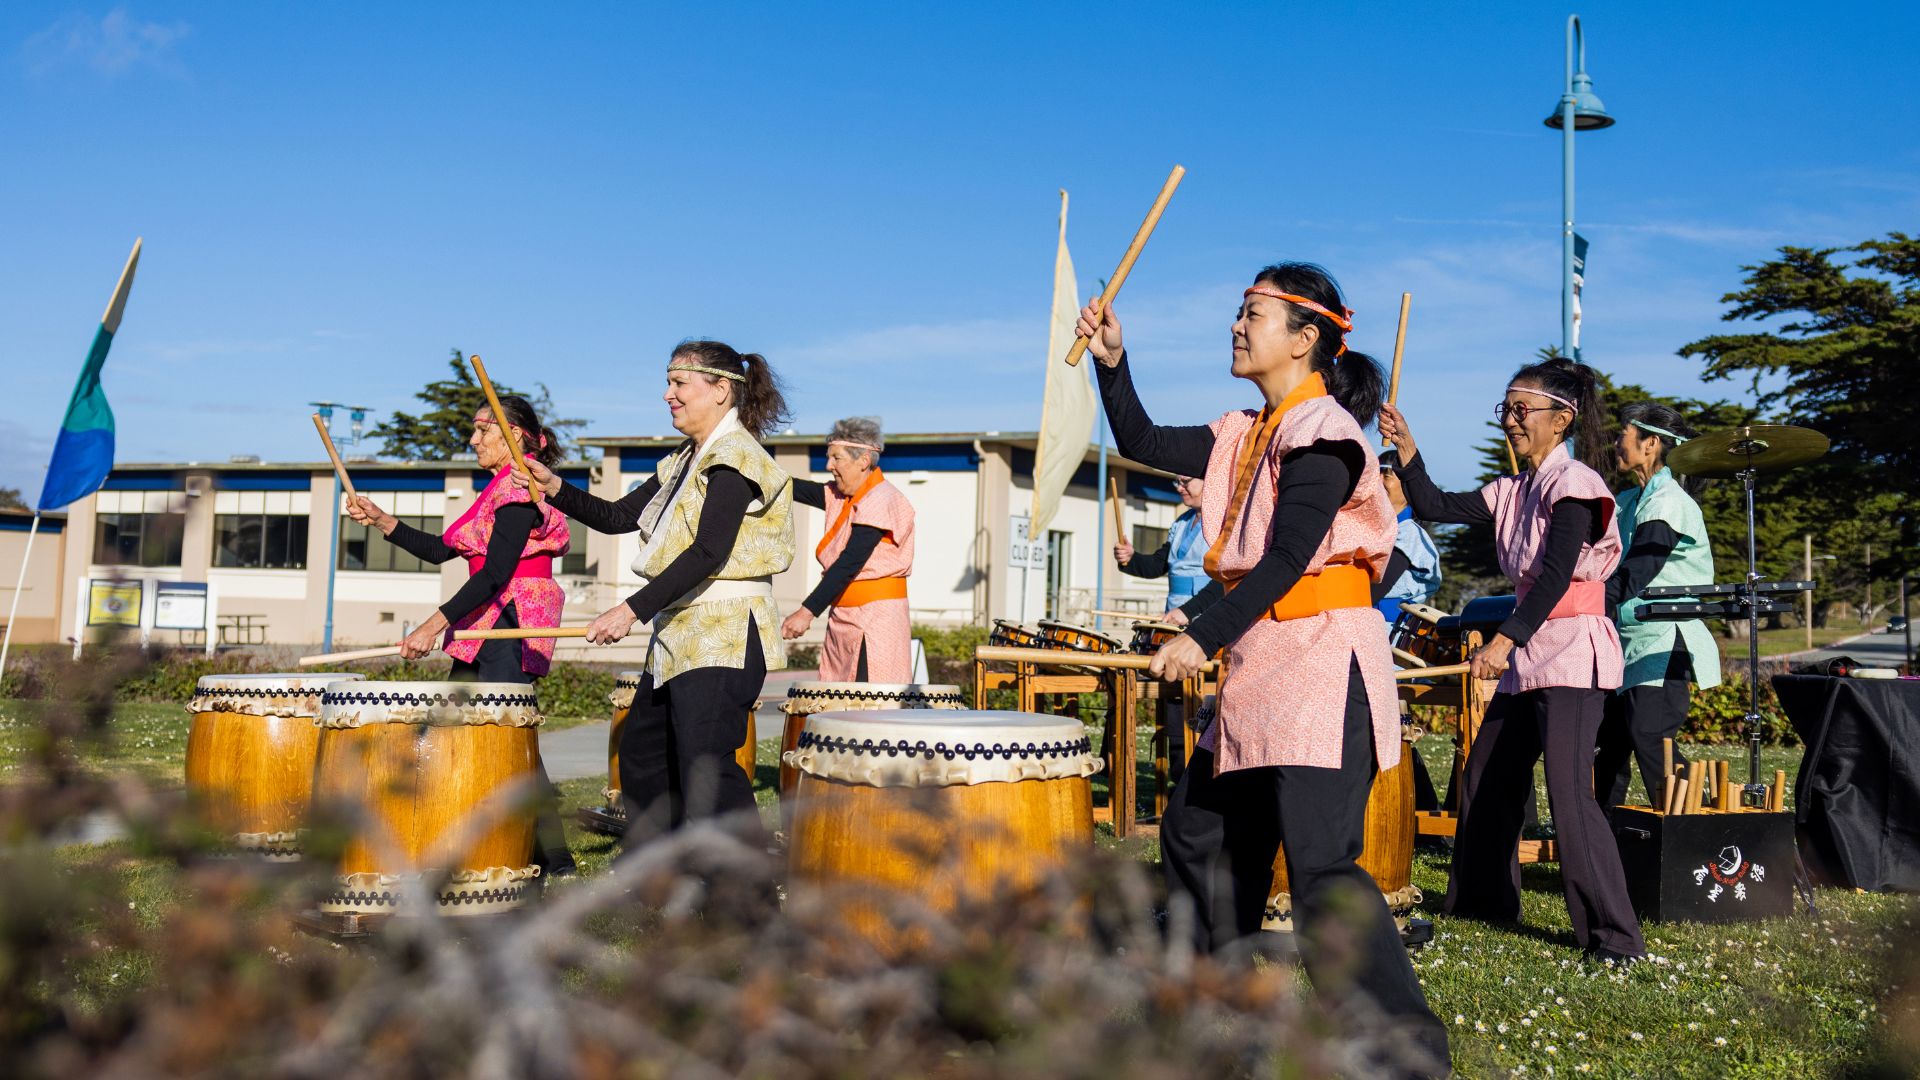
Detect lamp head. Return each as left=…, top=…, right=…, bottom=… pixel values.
left=1545, top=72, right=1615, bottom=130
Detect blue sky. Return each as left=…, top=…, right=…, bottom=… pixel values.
left=3, top=1, right=1916, bottom=499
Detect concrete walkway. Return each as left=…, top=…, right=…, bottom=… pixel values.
left=542, top=668, right=814, bottom=783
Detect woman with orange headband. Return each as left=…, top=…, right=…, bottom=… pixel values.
left=779, top=416, right=916, bottom=682
left=1379, top=356, right=1646, bottom=966
left=1082, top=261, right=1448, bottom=1073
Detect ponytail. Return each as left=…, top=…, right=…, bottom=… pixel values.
left=493, top=393, right=563, bottom=466
left=1251, top=262, right=1384, bottom=425
left=1509, top=356, right=1607, bottom=471
left=669, top=339, right=791, bottom=440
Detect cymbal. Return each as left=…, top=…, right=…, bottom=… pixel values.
left=1666, top=424, right=1829, bottom=478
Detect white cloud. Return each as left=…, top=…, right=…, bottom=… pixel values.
left=20, top=6, right=189, bottom=79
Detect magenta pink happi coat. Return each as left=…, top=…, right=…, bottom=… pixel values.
left=816, top=477, right=915, bottom=682
left=1198, top=394, right=1401, bottom=774
left=1479, top=441, right=1624, bottom=693
left=440, top=467, right=571, bottom=676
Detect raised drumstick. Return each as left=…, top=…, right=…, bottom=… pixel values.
left=312, top=414, right=358, bottom=500
left=1064, top=165, right=1186, bottom=367
left=468, top=353, right=544, bottom=504
left=1381, top=293, right=1411, bottom=451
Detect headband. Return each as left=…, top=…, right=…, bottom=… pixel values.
left=1243, top=286, right=1355, bottom=356
left=669, top=361, right=746, bottom=383
left=1506, top=385, right=1578, bottom=414
left=472, top=414, right=549, bottom=449
left=828, top=439, right=883, bottom=454
left=1629, top=418, right=1689, bottom=444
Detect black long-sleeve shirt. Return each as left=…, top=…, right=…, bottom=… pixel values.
left=793, top=477, right=890, bottom=616
left=1394, top=450, right=1600, bottom=647
left=1606, top=520, right=1680, bottom=611
left=387, top=503, right=539, bottom=625
left=1094, top=351, right=1364, bottom=656
left=548, top=468, right=757, bottom=622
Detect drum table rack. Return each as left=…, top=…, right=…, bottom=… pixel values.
left=974, top=645, right=1144, bottom=836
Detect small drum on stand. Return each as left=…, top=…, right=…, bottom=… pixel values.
left=1388, top=601, right=1452, bottom=669
left=784, top=710, right=1102, bottom=949
left=778, top=683, right=965, bottom=801
left=1036, top=620, right=1124, bottom=655
left=184, top=672, right=363, bottom=858
left=311, top=681, right=544, bottom=918
left=1128, top=621, right=1183, bottom=656
left=989, top=620, right=1047, bottom=649
left=1263, top=728, right=1426, bottom=943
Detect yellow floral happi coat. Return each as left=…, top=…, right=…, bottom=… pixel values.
left=637, top=428, right=794, bottom=683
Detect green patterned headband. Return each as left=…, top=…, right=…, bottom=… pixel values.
left=1630, top=418, right=1688, bottom=444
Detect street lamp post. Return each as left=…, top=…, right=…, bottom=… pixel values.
left=1544, top=14, right=1615, bottom=359
left=311, top=402, right=370, bottom=655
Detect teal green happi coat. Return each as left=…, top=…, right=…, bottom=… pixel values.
left=1614, top=467, right=1721, bottom=690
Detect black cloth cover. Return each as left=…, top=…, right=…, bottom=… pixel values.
left=1775, top=674, right=1920, bottom=892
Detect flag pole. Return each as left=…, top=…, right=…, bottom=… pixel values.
left=0, top=513, right=43, bottom=682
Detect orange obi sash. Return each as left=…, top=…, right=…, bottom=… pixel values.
left=1225, top=563, right=1373, bottom=623
left=837, top=577, right=907, bottom=607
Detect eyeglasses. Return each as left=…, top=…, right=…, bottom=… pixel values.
left=1494, top=401, right=1565, bottom=425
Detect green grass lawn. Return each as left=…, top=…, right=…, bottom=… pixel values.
left=20, top=705, right=1918, bottom=1077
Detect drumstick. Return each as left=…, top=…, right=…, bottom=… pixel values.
left=1107, top=475, right=1126, bottom=543
left=468, top=353, right=544, bottom=503
left=295, top=626, right=595, bottom=667
left=1063, top=165, right=1186, bottom=367
left=1381, top=293, right=1411, bottom=451
left=311, top=414, right=358, bottom=500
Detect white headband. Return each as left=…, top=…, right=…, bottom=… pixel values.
left=1507, top=385, right=1578, bottom=413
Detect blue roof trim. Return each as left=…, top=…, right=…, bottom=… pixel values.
left=218, top=470, right=312, bottom=491
left=808, top=442, right=981, bottom=473
left=0, top=516, right=63, bottom=533
left=1127, top=473, right=1182, bottom=505
left=102, top=474, right=176, bottom=490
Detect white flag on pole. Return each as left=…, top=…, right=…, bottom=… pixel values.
left=1030, top=190, right=1093, bottom=535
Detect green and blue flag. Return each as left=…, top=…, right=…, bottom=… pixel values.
left=37, top=239, right=141, bottom=512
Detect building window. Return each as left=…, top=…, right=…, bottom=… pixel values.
left=213, top=490, right=311, bottom=569
left=1131, top=525, right=1168, bottom=555
left=92, top=490, right=186, bottom=567
left=339, top=490, right=446, bottom=573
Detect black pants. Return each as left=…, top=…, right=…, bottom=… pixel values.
left=1161, top=659, right=1449, bottom=1070
left=448, top=602, right=575, bottom=876
left=1595, top=647, right=1693, bottom=813
left=619, top=623, right=766, bottom=847
left=1443, top=687, right=1645, bottom=956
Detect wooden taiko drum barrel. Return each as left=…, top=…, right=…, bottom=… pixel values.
left=596, top=670, right=758, bottom=824
left=312, top=681, right=544, bottom=916
left=785, top=710, right=1101, bottom=939
left=183, top=673, right=363, bottom=858
left=1262, top=728, right=1420, bottom=933
left=777, top=683, right=964, bottom=800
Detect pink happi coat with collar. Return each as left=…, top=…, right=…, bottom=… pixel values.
left=1480, top=441, right=1624, bottom=694
left=440, top=467, right=572, bottom=676
left=815, top=475, right=916, bottom=682
left=1199, top=389, right=1402, bottom=774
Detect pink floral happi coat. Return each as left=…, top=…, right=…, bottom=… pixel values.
left=1199, top=391, right=1401, bottom=774
left=440, top=467, right=571, bottom=676
left=1480, top=441, right=1624, bottom=694
left=816, top=476, right=915, bottom=682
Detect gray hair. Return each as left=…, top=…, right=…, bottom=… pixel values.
left=827, top=415, right=884, bottom=466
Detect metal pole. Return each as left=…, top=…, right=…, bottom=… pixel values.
left=1095, top=413, right=1108, bottom=613
left=1560, top=18, right=1578, bottom=358
left=0, top=512, right=43, bottom=681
